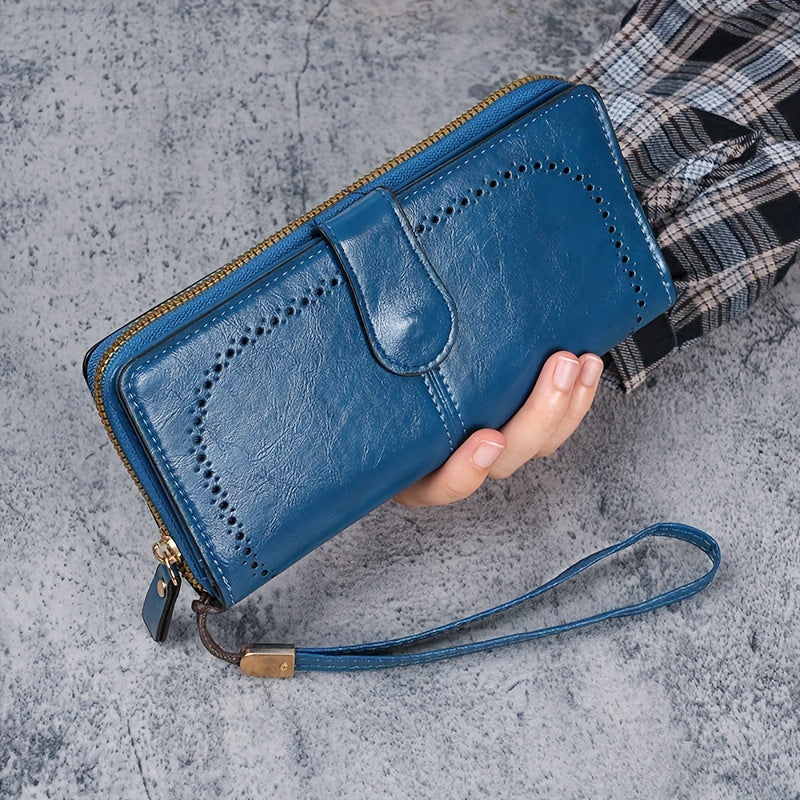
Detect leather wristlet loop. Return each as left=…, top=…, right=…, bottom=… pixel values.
left=193, top=523, right=721, bottom=676
left=193, top=594, right=241, bottom=665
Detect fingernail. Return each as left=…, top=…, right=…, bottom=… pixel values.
left=473, top=440, right=505, bottom=469
left=579, top=355, right=604, bottom=387
left=553, top=356, right=580, bottom=392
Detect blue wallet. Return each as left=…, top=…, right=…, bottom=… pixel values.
left=84, top=78, right=720, bottom=676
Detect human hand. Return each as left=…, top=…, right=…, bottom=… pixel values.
left=392, top=351, right=604, bottom=507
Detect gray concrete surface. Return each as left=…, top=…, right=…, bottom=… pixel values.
left=2, top=1, right=799, bottom=798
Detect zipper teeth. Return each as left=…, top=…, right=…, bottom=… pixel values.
left=91, top=74, right=562, bottom=589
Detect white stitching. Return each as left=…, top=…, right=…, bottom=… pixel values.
left=437, top=369, right=466, bottom=439
left=422, top=374, right=454, bottom=450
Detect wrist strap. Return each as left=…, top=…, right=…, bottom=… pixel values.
left=192, top=522, right=720, bottom=677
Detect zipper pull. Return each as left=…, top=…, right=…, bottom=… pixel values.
left=142, top=563, right=181, bottom=641
left=142, top=538, right=183, bottom=642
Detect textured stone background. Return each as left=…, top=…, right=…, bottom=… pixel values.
left=2, top=1, right=799, bottom=798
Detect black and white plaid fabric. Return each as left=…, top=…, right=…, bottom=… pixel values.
left=572, top=0, right=800, bottom=391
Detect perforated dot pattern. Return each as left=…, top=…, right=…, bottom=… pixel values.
left=412, top=157, right=647, bottom=328
left=188, top=272, right=343, bottom=576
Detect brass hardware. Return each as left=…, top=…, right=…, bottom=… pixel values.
left=156, top=579, right=167, bottom=598
left=90, top=75, right=562, bottom=591
left=239, top=645, right=296, bottom=678
left=152, top=537, right=182, bottom=587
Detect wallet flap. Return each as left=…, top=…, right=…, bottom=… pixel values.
left=318, top=187, right=457, bottom=375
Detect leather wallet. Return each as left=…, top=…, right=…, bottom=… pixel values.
left=84, top=78, right=720, bottom=676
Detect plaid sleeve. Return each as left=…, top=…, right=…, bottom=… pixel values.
left=572, top=0, right=800, bottom=391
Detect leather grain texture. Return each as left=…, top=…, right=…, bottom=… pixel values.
left=115, top=84, right=675, bottom=607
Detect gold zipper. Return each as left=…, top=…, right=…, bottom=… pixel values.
left=91, top=75, right=563, bottom=593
